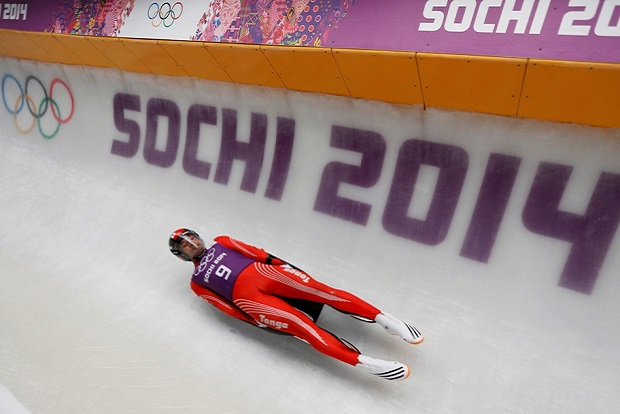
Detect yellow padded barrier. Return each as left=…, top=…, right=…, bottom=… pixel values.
left=120, top=38, right=186, bottom=77
left=261, top=45, right=349, bottom=96
left=1, top=29, right=618, bottom=128
left=417, top=53, right=527, bottom=117
left=24, top=32, right=83, bottom=65
left=204, top=43, right=285, bottom=89
left=520, top=60, right=620, bottom=129
left=332, top=48, right=423, bottom=105
left=157, top=40, right=231, bottom=82
left=53, top=34, right=116, bottom=68
left=86, top=36, right=151, bottom=74
left=0, top=30, right=52, bottom=62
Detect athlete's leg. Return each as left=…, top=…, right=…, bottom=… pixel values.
left=232, top=267, right=415, bottom=379
left=251, top=263, right=381, bottom=320
left=232, top=281, right=361, bottom=365
left=252, top=263, right=424, bottom=344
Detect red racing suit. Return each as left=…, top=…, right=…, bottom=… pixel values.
left=189, top=236, right=381, bottom=366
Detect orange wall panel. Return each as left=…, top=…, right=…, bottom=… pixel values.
left=262, top=45, right=349, bottom=96
left=86, top=36, right=151, bottom=74
left=519, top=60, right=620, bottom=128
left=53, top=34, right=116, bottom=68
left=1, top=30, right=618, bottom=129
left=120, top=38, right=186, bottom=77
left=0, top=30, right=52, bottom=61
left=333, top=48, right=423, bottom=105
left=24, top=32, right=83, bottom=65
left=205, top=43, right=285, bottom=89
left=157, top=40, right=231, bottom=82
left=417, top=53, right=526, bottom=117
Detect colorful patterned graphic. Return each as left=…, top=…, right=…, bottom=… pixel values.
left=147, top=2, right=183, bottom=28
left=1, top=1, right=616, bottom=63
left=1, top=74, right=75, bottom=139
left=191, top=0, right=355, bottom=46
left=45, top=0, right=136, bottom=36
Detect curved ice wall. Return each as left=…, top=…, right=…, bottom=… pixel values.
left=1, top=56, right=620, bottom=413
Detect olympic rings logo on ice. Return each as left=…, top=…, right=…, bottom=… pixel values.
left=1, top=74, right=75, bottom=139
left=147, top=2, right=183, bottom=28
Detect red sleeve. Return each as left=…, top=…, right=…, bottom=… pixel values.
left=214, top=235, right=285, bottom=265
left=190, top=281, right=259, bottom=326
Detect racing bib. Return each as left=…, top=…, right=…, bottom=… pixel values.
left=191, top=243, right=254, bottom=301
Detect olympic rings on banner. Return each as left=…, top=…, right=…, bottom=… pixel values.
left=147, top=2, right=183, bottom=28
left=1, top=74, right=75, bottom=140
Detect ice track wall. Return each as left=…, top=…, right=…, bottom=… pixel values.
left=2, top=29, right=620, bottom=128
left=1, top=57, right=620, bottom=414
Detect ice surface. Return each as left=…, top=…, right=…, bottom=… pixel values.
left=1, top=56, right=619, bottom=414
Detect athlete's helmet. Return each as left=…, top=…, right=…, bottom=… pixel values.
left=169, top=228, right=204, bottom=261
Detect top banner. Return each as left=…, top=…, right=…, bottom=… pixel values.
left=1, top=0, right=619, bottom=63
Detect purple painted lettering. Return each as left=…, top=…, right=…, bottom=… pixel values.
left=111, top=93, right=141, bottom=158
left=461, top=153, right=522, bottom=262
left=214, top=109, right=266, bottom=193
left=265, top=117, right=295, bottom=201
left=143, top=98, right=180, bottom=168
left=183, top=104, right=217, bottom=180
left=313, top=125, right=386, bottom=225
left=523, top=162, right=620, bottom=294
left=382, top=139, right=469, bottom=245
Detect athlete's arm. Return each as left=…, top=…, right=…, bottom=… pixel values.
left=190, top=281, right=260, bottom=326
left=214, top=235, right=286, bottom=265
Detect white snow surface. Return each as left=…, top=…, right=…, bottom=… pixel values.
left=1, top=57, right=620, bottom=414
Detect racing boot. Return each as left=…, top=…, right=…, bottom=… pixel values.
left=355, top=355, right=410, bottom=381
left=375, top=312, right=424, bottom=344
